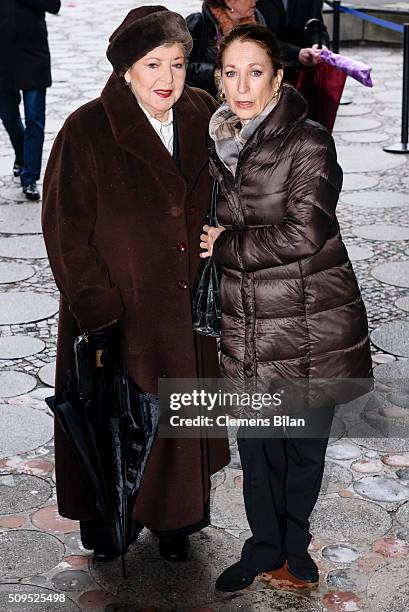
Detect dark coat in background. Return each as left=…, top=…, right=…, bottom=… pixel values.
left=0, top=0, right=61, bottom=91
left=42, top=74, right=230, bottom=529
left=186, top=6, right=266, bottom=98
left=210, top=85, right=372, bottom=387
left=257, top=0, right=330, bottom=63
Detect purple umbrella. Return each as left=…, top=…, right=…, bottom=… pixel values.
left=320, top=49, right=373, bottom=88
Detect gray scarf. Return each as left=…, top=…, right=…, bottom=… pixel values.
left=209, top=96, right=279, bottom=176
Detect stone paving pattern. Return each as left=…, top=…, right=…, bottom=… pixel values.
left=0, top=1, right=409, bottom=610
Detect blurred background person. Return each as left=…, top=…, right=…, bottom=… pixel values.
left=0, top=0, right=61, bottom=201
left=258, top=0, right=343, bottom=132
left=186, top=1, right=266, bottom=98
left=257, top=0, right=329, bottom=73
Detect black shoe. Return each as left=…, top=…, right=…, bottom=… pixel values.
left=13, top=162, right=23, bottom=177
left=215, top=561, right=259, bottom=592
left=287, top=553, right=319, bottom=583
left=159, top=535, right=190, bottom=562
left=23, top=182, right=40, bottom=200
left=92, top=525, right=141, bottom=563
left=81, top=518, right=142, bottom=563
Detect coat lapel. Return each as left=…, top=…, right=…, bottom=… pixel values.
left=174, top=86, right=211, bottom=196
left=285, top=0, right=297, bottom=26
left=100, top=73, right=186, bottom=188
left=272, top=0, right=286, bottom=16
left=172, top=113, right=181, bottom=170
left=101, top=75, right=210, bottom=198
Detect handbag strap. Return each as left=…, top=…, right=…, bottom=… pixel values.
left=210, top=154, right=244, bottom=229
left=209, top=180, right=244, bottom=230
left=209, top=181, right=219, bottom=228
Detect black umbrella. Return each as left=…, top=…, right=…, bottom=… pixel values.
left=45, top=331, right=158, bottom=577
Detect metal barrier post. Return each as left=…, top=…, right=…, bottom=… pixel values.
left=384, top=23, right=409, bottom=153
left=333, top=1, right=352, bottom=105
left=333, top=0, right=340, bottom=53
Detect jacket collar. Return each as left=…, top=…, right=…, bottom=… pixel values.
left=100, top=73, right=209, bottom=194
left=202, top=4, right=215, bottom=24
left=254, top=84, right=308, bottom=141
left=208, top=85, right=308, bottom=185
left=203, top=5, right=265, bottom=27
left=285, top=0, right=297, bottom=25
left=210, top=84, right=307, bottom=150
left=270, top=0, right=297, bottom=25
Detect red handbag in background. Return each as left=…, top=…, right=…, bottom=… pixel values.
left=294, top=18, right=347, bottom=133
left=295, top=63, right=346, bottom=133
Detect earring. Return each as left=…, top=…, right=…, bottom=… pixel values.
left=272, top=83, right=282, bottom=100
left=272, top=74, right=284, bottom=99
left=219, top=91, right=226, bottom=102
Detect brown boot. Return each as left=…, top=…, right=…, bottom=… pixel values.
left=259, top=561, right=319, bottom=590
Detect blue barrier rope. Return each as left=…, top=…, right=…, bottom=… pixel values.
left=326, top=3, right=404, bottom=34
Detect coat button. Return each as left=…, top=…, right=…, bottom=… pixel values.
left=177, top=280, right=188, bottom=290
left=176, top=241, right=187, bottom=252
left=187, top=206, right=197, bottom=215
left=170, top=206, right=182, bottom=217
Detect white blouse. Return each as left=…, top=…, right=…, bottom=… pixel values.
left=138, top=102, right=174, bottom=155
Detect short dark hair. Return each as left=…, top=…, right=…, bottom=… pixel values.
left=218, top=23, right=285, bottom=74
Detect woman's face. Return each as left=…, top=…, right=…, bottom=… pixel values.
left=225, top=0, right=257, bottom=20
left=124, top=43, right=186, bottom=121
left=222, top=39, right=278, bottom=123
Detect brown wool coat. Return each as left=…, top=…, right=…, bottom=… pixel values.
left=211, top=85, right=372, bottom=389
left=42, top=73, right=230, bottom=527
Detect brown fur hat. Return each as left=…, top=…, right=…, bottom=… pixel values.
left=106, top=5, right=193, bottom=75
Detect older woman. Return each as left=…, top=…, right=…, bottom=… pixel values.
left=186, top=0, right=265, bottom=98
left=42, top=6, right=229, bottom=565
left=200, top=24, right=372, bottom=592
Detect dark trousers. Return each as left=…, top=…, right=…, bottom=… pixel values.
left=0, top=89, right=46, bottom=186
left=238, top=426, right=331, bottom=572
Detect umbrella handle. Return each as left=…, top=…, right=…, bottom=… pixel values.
left=305, top=18, right=324, bottom=49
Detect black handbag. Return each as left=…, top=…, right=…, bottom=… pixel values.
left=192, top=182, right=222, bottom=337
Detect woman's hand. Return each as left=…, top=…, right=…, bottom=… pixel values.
left=299, top=47, right=323, bottom=66
left=200, top=225, right=226, bottom=258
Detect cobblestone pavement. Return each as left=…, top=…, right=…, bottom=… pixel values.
left=0, top=1, right=409, bottom=611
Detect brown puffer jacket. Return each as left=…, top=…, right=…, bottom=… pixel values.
left=210, top=85, right=372, bottom=389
